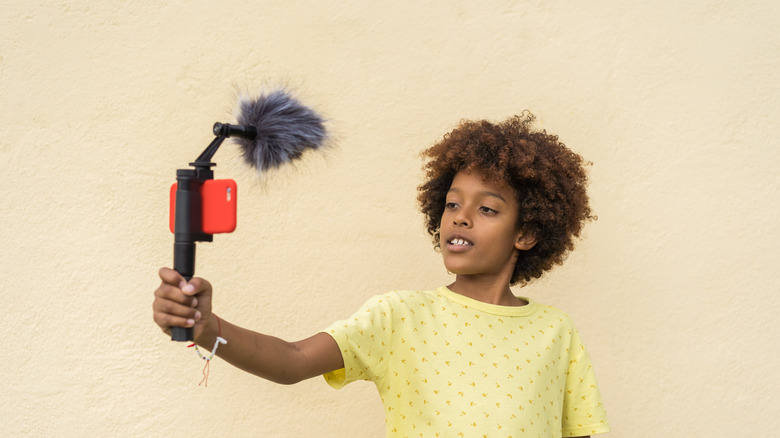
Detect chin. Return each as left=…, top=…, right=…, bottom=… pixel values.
left=443, top=263, right=475, bottom=276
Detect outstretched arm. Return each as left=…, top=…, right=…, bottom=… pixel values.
left=199, top=316, right=343, bottom=384
left=153, top=267, right=344, bottom=384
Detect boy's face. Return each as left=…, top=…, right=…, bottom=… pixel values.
left=440, top=170, right=534, bottom=281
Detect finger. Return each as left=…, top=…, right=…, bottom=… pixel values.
left=158, top=267, right=184, bottom=286
left=153, top=298, right=201, bottom=325
left=154, top=312, right=198, bottom=331
left=154, top=282, right=197, bottom=307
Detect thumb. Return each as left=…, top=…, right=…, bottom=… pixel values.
left=158, top=267, right=184, bottom=286
left=181, top=276, right=212, bottom=297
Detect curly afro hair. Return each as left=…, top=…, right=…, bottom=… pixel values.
left=417, top=112, right=594, bottom=286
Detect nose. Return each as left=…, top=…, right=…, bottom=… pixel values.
left=453, top=209, right=471, bottom=227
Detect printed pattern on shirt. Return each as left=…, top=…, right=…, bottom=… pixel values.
left=324, top=287, right=609, bottom=437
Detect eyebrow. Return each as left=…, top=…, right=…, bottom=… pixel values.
left=447, top=187, right=508, bottom=203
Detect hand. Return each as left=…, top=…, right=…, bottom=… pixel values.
left=152, top=267, right=214, bottom=341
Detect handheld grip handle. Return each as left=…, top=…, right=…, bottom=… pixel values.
left=170, top=170, right=204, bottom=342
left=171, top=241, right=195, bottom=342
left=171, top=326, right=193, bottom=342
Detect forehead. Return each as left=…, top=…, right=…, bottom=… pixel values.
left=449, top=169, right=516, bottom=200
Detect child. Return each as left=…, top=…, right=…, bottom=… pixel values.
left=153, top=113, right=610, bottom=437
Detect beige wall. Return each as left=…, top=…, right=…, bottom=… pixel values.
left=2, top=1, right=778, bottom=436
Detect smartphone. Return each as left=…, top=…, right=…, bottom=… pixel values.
left=169, top=179, right=237, bottom=234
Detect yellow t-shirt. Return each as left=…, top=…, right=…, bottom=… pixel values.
left=323, top=286, right=609, bottom=437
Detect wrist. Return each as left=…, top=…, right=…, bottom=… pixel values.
left=189, top=313, right=227, bottom=387
left=196, top=313, right=221, bottom=347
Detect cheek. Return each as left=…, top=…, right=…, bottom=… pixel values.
left=439, top=211, right=452, bottom=228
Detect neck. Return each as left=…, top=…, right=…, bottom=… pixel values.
left=448, top=275, right=527, bottom=307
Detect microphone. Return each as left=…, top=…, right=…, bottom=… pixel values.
left=227, top=89, right=328, bottom=173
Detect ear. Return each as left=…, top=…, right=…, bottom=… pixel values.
left=514, top=230, right=538, bottom=251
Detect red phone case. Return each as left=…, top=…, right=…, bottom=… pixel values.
left=170, top=179, right=237, bottom=234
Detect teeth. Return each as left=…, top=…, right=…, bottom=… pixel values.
left=450, top=238, right=470, bottom=246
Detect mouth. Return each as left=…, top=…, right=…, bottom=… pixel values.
left=446, top=236, right=473, bottom=247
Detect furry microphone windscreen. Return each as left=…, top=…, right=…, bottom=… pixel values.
left=234, top=89, right=328, bottom=173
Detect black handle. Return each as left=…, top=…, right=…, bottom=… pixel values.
left=171, top=241, right=196, bottom=342
left=170, top=170, right=206, bottom=342
left=171, top=326, right=194, bottom=342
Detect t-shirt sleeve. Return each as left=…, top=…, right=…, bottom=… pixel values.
left=321, top=293, right=393, bottom=389
left=561, top=324, right=611, bottom=436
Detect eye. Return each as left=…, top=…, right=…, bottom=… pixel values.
left=445, top=202, right=459, bottom=210
left=479, top=206, right=497, bottom=214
